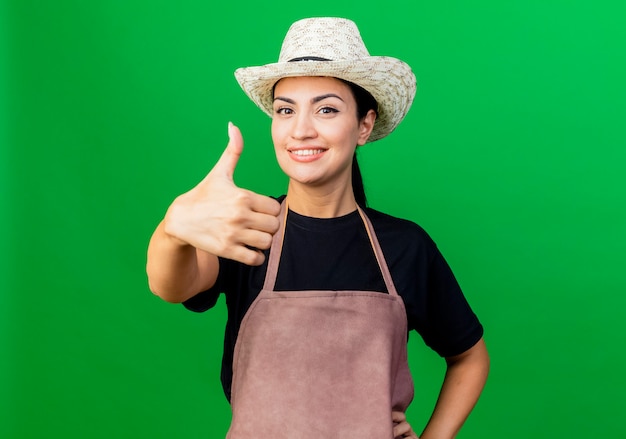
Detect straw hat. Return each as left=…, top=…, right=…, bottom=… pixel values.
left=234, top=17, right=416, bottom=142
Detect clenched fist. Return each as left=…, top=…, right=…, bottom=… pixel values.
left=163, top=122, right=281, bottom=266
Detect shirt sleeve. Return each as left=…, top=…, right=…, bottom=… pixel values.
left=416, top=243, right=484, bottom=357
left=182, top=286, right=220, bottom=312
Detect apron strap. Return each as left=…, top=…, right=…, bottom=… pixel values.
left=263, top=200, right=288, bottom=291
left=263, top=200, right=399, bottom=297
left=356, top=205, right=399, bottom=297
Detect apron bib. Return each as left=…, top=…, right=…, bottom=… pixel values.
left=226, top=202, right=414, bottom=438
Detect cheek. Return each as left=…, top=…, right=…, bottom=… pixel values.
left=271, top=119, right=286, bottom=146
left=270, top=122, right=288, bottom=164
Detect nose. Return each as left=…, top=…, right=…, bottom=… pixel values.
left=291, top=112, right=317, bottom=140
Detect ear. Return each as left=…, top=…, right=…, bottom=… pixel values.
left=356, top=109, right=377, bottom=145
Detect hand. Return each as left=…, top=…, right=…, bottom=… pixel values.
left=393, top=411, right=419, bottom=439
left=163, top=122, right=281, bottom=266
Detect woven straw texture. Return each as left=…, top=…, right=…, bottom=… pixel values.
left=234, top=17, right=416, bottom=142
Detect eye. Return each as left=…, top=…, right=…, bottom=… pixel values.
left=275, top=107, right=294, bottom=115
left=318, top=106, right=339, bottom=115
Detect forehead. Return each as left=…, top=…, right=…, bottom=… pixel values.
left=273, top=76, right=352, bottom=97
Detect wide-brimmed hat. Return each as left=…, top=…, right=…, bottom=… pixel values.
left=234, top=17, right=417, bottom=142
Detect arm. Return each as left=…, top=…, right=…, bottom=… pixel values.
left=146, top=123, right=280, bottom=303
left=420, top=337, right=490, bottom=439
left=146, top=220, right=219, bottom=303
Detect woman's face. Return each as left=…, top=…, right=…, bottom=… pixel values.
left=271, top=76, right=375, bottom=189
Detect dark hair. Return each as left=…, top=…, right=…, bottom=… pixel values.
left=340, top=79, right=378, bottom=208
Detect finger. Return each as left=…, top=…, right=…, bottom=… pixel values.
left=392, top=421, right=412, bottom=438
left=226, top=244, right=266, bottom=266
left=246, top=191, right=282, bottom=217
left=243, top=210, right=281, bottom=236
left=391, top=411, right=407, bottom=423
left=236, top=229, right=274, bottom=251
left=212, top=121, right=244, bottom=180
left=392, top=411, right=418, bottom=438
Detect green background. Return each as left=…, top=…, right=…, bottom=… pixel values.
left=2, top=1, right=625, bottom=437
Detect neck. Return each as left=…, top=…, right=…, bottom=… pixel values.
left=286, top=181, right=357, bottom=218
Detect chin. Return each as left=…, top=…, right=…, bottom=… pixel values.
left=278, top=163, right=322, bottom=185
left=289, top=174, right=325, bottom=187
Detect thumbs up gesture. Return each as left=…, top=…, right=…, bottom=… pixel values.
left=163, top=122, right=281, bottom=266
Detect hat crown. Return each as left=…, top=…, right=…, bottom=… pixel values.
left=278, top=17, right=370, bottom=62
left=235, top=17, right=416, bottom=142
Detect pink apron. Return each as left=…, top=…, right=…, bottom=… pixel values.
left=226, top=202, right=414, bottom=438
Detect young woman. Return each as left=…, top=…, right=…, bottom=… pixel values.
left=147, top=17, right=489, bottom=439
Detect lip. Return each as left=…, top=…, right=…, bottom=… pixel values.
left=286, top=146, right=328, bottom=162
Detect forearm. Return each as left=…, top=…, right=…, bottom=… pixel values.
left=146, top=220, right=218, bottom=303
left=420, top=338, right=490, bottom=439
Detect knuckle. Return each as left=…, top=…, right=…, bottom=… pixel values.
left=270, top=200, right=281, bottom=215
left=225, top=213, right=243, bottom=229
left=258, top=233, right=273, bottom=250
left=214, top=240, right=229, bottom=255
left=243, top=251, right=263, bottom=266
left=221, top=228, right=239, bottom=245
left=229, top=206, right=251, bottom=225
left=269, top=217, right=280, bottom=233
left=233, top=190, right=252, bottom=205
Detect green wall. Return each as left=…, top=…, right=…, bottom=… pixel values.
left=3, top=1, right=625, bottom=437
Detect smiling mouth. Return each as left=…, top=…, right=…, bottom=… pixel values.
left=289, top=149, right=326, bottom=156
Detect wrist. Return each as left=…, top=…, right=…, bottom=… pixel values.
left=161, top=216, right=191, bottom=248
left=163, top=198, right=198, bottom=246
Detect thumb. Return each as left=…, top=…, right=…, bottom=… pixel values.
left=213, top=121, right=244, bottom=181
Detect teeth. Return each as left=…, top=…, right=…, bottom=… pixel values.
left=291, top=149, right=324, bottom=156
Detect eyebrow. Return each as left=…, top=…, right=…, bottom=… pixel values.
left=273, top=93, right=345, bottom=105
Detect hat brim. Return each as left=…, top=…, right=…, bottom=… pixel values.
left=234, top=57, right=416, bottom=142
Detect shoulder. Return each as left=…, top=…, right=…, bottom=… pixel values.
left=363, top=207, right=449, bottom=288
left=364, top=206, right=425, bottom=231
left=364, top=207, right=437, bottom=253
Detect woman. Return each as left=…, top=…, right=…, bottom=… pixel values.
left=147, top=17, right=489, bottom=438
